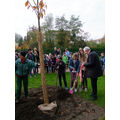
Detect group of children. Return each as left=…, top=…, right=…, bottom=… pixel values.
left=55, top=48, right=88, bottom=94
left=15, top=47, right=105, bottom=103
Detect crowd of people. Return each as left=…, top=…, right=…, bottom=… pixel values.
left=15, top=46, right=105, bottom=103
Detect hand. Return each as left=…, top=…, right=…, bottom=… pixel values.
left=83, top=63, right=85, bottom=66
left=37, top=63, right=40, bottom=66
left=73, top=67, right=75, bottom=71
left=76, top=73, right=79, bottom=76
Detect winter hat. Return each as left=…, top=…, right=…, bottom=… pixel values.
left=83, top=46, right=90, bottom=52
left=20, top=51, right=26, bottom=57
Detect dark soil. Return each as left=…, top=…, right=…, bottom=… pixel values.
left=15, top=86, right=105, bottom=120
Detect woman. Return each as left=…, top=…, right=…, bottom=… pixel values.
left=79, top=48, right=88, bottom=92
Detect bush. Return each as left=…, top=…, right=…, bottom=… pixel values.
left=16, top=41, right=105, bottom=56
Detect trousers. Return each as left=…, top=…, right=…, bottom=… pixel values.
left=16, top=76, right=28, bottom=99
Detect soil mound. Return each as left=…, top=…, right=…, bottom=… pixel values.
left=15, top=86, right=104, bottom=120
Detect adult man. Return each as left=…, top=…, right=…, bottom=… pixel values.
left=15, top=51, right=38, bottom=103
left=52, top=47, right=59, bottom=56
left=34, top=47, right=39, bottom=63
left=83, top=46, right=103, bottom=100
left=57, top=48, right=61, bottom=55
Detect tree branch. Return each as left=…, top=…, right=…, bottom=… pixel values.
left=33, top=0, right=37, bottom=6
left=28, top=0, right=38, bottom=16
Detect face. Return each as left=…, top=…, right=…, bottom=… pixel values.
left=28, top=50, right=31, bottom=54
left=101, top=53, right=104, bottom=57
left=73, top=55, right=77, bottom=60
left=80, top=50, right=83, bottom=54
left=20, top=55, right=24, bottom=60
left=84, top=50, right=89, bottom=55
left=54, top=47, right=57, bottom=51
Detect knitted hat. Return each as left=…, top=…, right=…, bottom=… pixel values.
left=20, top=51, right=26, bottom=57
left=83, top=46, right=90, bottom=52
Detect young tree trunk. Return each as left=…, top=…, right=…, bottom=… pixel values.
left=37, top=0, right=49, bottom=104
left=38, top=31, right=49, bottom=104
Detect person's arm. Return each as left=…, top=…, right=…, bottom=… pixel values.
left=15, top=60, right=18, bottom=72
left=25, top=54, right=28, bottom=59
left=69, top=59, right=73, bottom=71
left=55, top=62, right=59, bottom=71
left=28, top=59, right=37, bottom=69
left=84, top=54, right=95, bottom=67
left=77, top=60, right=80, bottom=73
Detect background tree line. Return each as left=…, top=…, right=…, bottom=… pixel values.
left=15, top=14, right=105, bottom=55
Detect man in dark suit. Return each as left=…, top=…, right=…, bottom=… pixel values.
left=83, top=46, right=103, bottom=100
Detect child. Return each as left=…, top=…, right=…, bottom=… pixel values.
left=55, top=55, right=68, bottom=90
left=62, top=52, right=68, bottom=69
left=79, top=48, right=88, bottom=92
left=69, top=53, right=80, bottom=94
left=15, top=51, right=38, bottom=103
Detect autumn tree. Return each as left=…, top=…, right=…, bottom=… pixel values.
left=68, top=15, right=83, bottom=46
left=25, top=0, right=49, bottom=104
left=15, top=33, right=24, bottom=47
left=55, top=15, right=68, bottom=30
left=42, top=14, right=55, bottom=50
left=26, top=26, right=39, bottom=49
left=55, top=15, right=70, bottom=48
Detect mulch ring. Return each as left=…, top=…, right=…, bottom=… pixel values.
left=15, top=86, right=105, bottom=120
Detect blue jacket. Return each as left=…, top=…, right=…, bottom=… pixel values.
left=69, top=58, right=80, bottom=73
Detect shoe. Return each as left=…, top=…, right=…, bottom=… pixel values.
left=15, top=99, right=20, bottom=104
left=65, top=87, right=68, bottom=90
left=34, top=75, right=36, bottom=77
left=58, top=86, right=62, bottom=89
left=69, top=88, right=73, bottom=94
left=30, top=75, right=32, bottom=78
left=75, top=88, right=77, bottom=93
left=79, top=86, right=82, bottom=92
left=85, top=87, right=88, bottom=92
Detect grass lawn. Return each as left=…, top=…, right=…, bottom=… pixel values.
left=15, top=72, right=105, bottom=108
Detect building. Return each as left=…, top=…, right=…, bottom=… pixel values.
left=92, top=35, right=105, bottom=44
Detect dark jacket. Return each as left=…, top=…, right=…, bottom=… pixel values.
left=52, top=50, right=59, bottom=56
left=52, top=56, right=56, bottom=65
left=69, top=58, right=80, bottom=73
left=84, top=51, right=103, bottom=78
left=55, top=60, right=66, bottom=75
left=26, top=53, right=34, bottom=61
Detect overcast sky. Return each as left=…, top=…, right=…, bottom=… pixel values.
left=15, top=0, right=104, bottom=40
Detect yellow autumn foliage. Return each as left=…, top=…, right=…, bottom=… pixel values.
left=25, top=1, right=29, bottom=7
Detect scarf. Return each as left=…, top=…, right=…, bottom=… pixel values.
left=21, top=58, right=26, bottom=63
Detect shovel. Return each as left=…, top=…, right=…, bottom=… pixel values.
left=55, top=71, right=58, bottom=91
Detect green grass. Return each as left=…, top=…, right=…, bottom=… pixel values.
left=15, top=72, right=105, bottom=108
